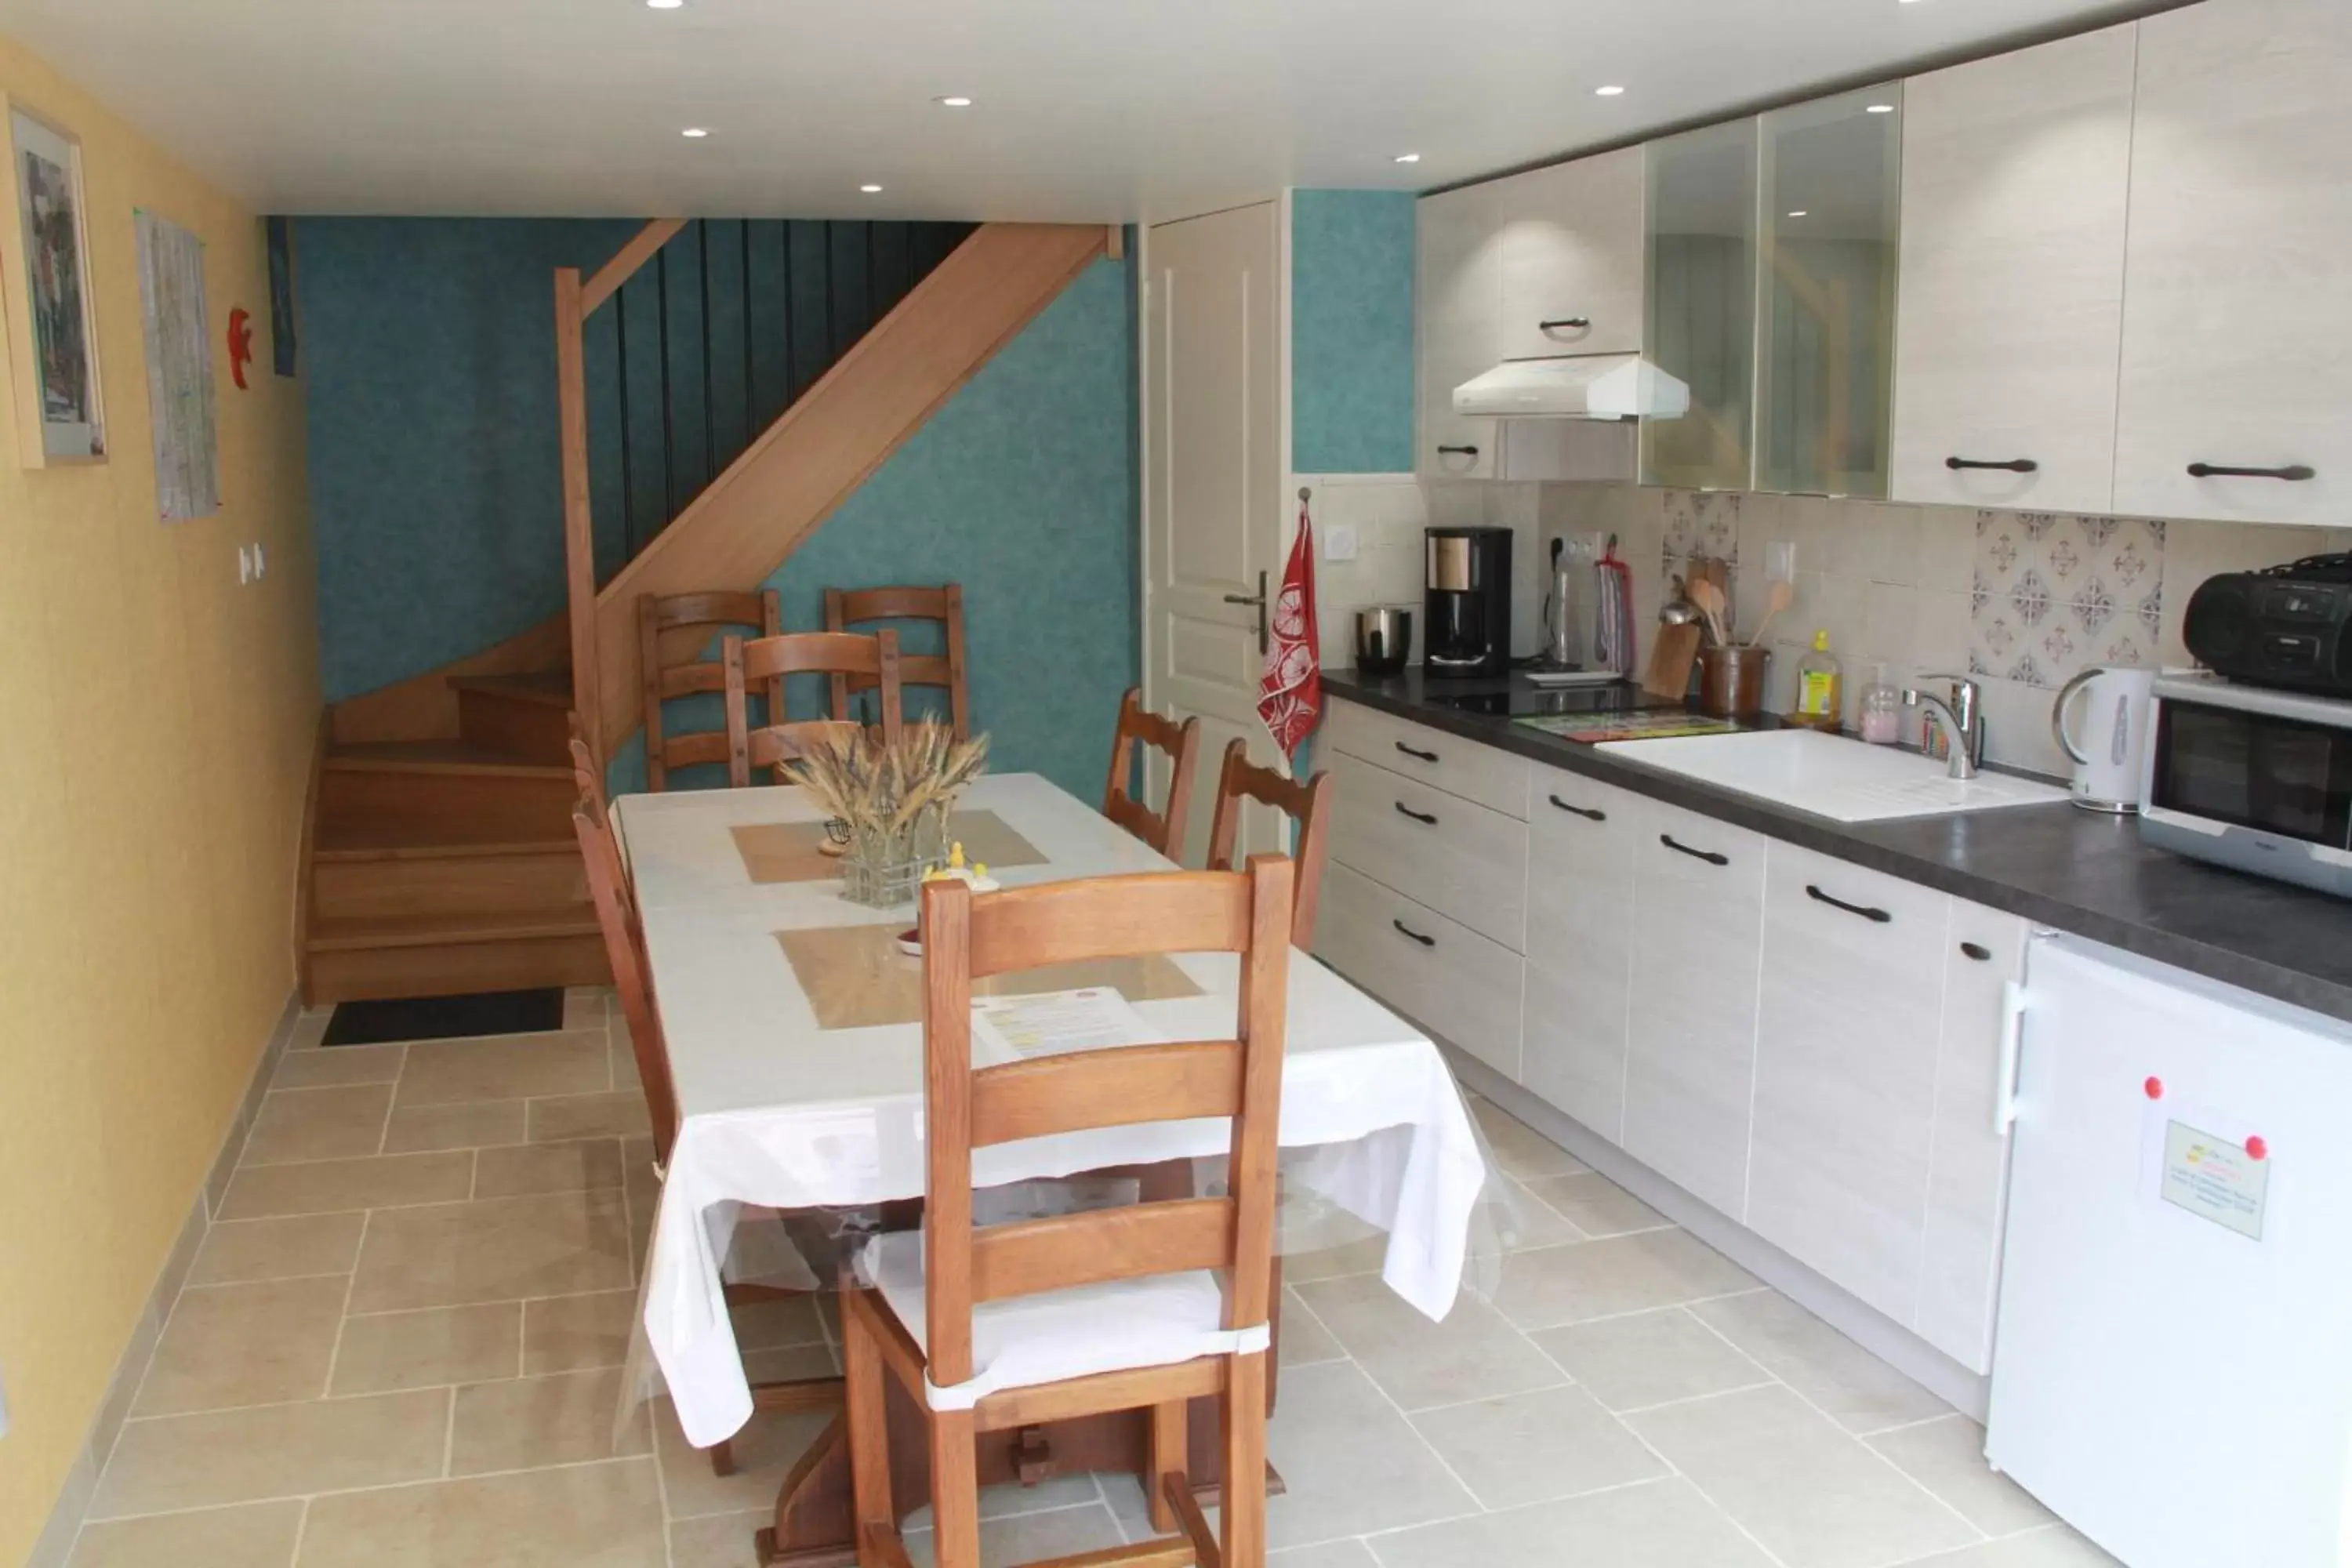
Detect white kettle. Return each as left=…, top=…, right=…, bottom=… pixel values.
left=2050, top=666, right=2156, bottom=813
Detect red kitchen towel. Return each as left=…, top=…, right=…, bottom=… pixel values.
left=1258, top=498, right=1322, bottom=760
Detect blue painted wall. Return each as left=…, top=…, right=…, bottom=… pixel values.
left=1289, top=190, right=1416, bottom=474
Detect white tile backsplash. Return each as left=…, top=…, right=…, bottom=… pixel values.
left=1303, top=474, right=1428, bottom=669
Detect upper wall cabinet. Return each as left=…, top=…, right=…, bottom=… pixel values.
left=1417, top=182, right=1506, bottom=479
left=1494, top=148, right=1648, bottom=361
left=1755, top=86, right=1904, bottom=498
left=1642, top=118, right=1760, bottom=491
left=1890, top=27, right=2136, bottom=514
left=2111, top=0, right=2352, bottom=526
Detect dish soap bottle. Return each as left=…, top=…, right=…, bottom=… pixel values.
left=1858, top=662, right=1902, bottom=745
left=1792, top=630, right=1843, bottom=730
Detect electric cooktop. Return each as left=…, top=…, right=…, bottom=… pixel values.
left=1425, top=677, right=1684, bottom=719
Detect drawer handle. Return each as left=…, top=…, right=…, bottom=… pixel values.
left=1436, top=445, right=1480, bottom=458
left=1659, top=833, right=1728, bottom=866
left=1392, top=918, right=1436, bottom=948
left=1548, top=794, right=1606, bottom=822
left=2187, top=462, right=2315, bottom=481
left=1394, top=741, right=1441, bottom=763
left=1806, top=884, right=1892, bottom=924
left=1538, top=316, right=1592, bottom=332
left=1960, top=941, right=1993, bottom=962
left=1945, top=456, right=2038, bottom=474
left=1395, top=801, right=1439, bottom=826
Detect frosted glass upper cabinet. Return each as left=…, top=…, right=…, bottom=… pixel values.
left=1495, top=148, right=1648, bottom=361
left=1417, top=183, right=1506, bottom=480
left=1642, top=118, right=1759, bottom=490
left=2112, top=0, right=2352, bottom=527
left=1755, top=85, right=1903, bottom=498
left=1890, top=27, right=2136, bottom=514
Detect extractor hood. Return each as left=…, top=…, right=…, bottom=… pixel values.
left=1452, top=354, right=1690, bottom=421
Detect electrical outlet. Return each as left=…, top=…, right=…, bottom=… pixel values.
left=252, top=542, right=267, bottom=579
left=1323, top=523, right=1359, bottom=563
left=237, top=545, right=252, bottom=585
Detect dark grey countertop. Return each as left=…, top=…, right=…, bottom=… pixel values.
left=1323, top=666, right=2352, bottom=1023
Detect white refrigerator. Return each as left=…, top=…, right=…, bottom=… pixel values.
left=1988, top=934, right=2352, bottom=1567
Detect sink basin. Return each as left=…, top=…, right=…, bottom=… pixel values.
left=1599, top=728, right=2069, bottom=822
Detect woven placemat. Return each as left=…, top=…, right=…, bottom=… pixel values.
left=731, top=809, right=1047, bottom=884
left=776, top=924, right=1201, bottom=1030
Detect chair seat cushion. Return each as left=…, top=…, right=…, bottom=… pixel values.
left=858, top=1231, right=1270, bottom=1412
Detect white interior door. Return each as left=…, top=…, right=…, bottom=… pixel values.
left=1142, top=201, right=1288, bottom=867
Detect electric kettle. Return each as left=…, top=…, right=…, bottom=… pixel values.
left=2050, top=666, right=2156, bottom=813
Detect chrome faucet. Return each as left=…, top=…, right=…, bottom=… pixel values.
left=1904, top=674, right=1985, bottom=780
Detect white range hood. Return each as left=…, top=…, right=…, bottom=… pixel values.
left=1452, top=354, right=1690, bottom=421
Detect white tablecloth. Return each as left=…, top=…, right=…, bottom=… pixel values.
left=621, top=775, right=1488, bottom=1448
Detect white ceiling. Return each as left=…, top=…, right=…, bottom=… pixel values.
left=0, top=0, right=2170, bottom=222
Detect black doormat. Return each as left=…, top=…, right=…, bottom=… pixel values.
left=321, top=988, right=567, bottom=1047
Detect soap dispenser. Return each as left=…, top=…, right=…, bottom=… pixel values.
left=1791, top=630, right=1844, bottom=730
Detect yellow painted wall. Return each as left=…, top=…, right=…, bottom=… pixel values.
left=0, top=37, right=318, bottom=1558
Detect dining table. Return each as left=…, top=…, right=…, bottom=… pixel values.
left=617, top=772, right=1489, bottom=1566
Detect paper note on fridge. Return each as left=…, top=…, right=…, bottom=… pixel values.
left=2158, top=1120, right=2270, bottom=1240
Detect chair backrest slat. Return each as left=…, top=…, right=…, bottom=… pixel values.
left=1101, top=688, right=1203, bottom=860
left=826, top=583, right=971, bottom=739
left=1206, top=739, right=1331, bottom=948
left=571, top=795, right=679, bottom=1168
left=721, top=630, right=904, bottom=786
left=969, top=1040, right=1242, bottom=1148
left=638, top=589, right=781, bottom=791
left=967, top=872, right=1247, bottom=975
left=970, top=1198, right=1237, bottom=1304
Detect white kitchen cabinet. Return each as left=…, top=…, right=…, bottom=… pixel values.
left=1520, top=765, right=1642, bottom=1141
left=1314, top=862, right=1526, bottom=1081
left=1915, top=901, right=2029, bottom=1374
left=1748, top=844, right=1952, bottom=1323
left=1494, top=149, right=1648, bottom=361
left=2112, top=0, right=2352, bottom=526
left=1323, top=700, right=1530, bottom=819
left=1326, top=750, right=1529, bottom=953
left=1641, top=116, right=1762, bottom=492
left=1623, top=800, right=1768, bottom=1220
left=1890, top=26, right=2136, bottom=514
left=1416, top=183, right=1506, bottom=480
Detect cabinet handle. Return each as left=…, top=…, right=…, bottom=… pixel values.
left=1806, top=884, right=1893, bottom=924
left=1548, top=794, right=1606, bottom=822
left=1392, top=918, right=1436, bottom=948
left=1537, top=317, right=1592, bottom=332
left=1436, top=444, right=1480, bottom=457
left=1394, top=741, right=1440, bottom=764
left=2187, top=462, right=2316, bottom=481
left=1658, top=833, right=1728, bottom=866
left=1945, top=456, right=2038, bottom=474
left=1394, top=801, right=1439, bottom=826
left=1960, top=941, right=1993, bottom=962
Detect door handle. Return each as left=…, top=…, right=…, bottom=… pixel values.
left=1547, top=794, right=1606, bottom=822
left=1223, top=569, right=1269, bottom=656
left=1394, top=741, right=1439, bottom=764
left=1392, top=918, right=1436, bottom=948
left=1945, top=456, right=2038, bottom=474
left=1806, top=884, right=1892, bottom=924
left=1394, top=801, right=1439, bottom=826
left=1994, top=981, right=2028, bottom=1133
left=2187, top=462, right=2315, bottom=481
left=1436, top=444, right=1480, bottom=457
left=1537, top=317, right=1591, bottom=332
left=1658, top=833, right=1728, bottom=866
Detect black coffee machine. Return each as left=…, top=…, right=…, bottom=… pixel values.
left=1424, top=526, right=1512, bottom=677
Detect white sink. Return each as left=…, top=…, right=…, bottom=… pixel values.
left=1599, top=728, right=2069, bottom=822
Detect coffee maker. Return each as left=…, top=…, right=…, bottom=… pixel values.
left=1424, top=527, right=1513, bottom=677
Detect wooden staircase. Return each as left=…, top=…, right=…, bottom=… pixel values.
left=301, top=676, right=605, bottom=1004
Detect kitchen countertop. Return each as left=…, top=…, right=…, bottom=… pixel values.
left=1323, top=666, right=2352, bottom=1024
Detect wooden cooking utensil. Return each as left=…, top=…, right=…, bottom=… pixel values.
left=1750, top=579, right=1795, bottom=648
left=1642, top=621, right=1704, bottom=699
left=1689, top=579, right=1730, bottom=646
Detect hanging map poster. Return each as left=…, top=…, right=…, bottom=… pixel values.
left=134, top=209, right=220, bottom=520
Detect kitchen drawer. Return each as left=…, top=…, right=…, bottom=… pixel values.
left=1328, top=751, right=1529, bottom=953
left=1313, top=862, right=1526, bottom=1082
left=1522, top=765, right=1644, bottom=1142
left=1325, top=700, right=1529, bottom=819
left=1748, top=844, right=1952, bottom=1322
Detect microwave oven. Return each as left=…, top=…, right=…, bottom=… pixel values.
left=2140, top=671, right=2352, bottom=898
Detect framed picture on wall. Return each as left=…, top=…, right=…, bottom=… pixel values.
left=7, top=101, right=106, bottom=465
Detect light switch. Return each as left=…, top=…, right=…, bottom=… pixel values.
left=1, top=1363, right=10, bottom=1438
left=253, top=543, right=267, bottom=579
left=237, top=545, right=252, bottom=585
left=1323, top=523, right=1359, bottom=563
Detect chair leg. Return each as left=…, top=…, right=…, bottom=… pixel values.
left=709, top=1438, right=735, bottom=1476
left=928, top=1409, right=982, bottom=1568
left=843, top=1294, right=896, bottom=1562
left=1146, top=1398, right=1189, bottom=1534
left=1221, top=1354, right=1269, bottom=1568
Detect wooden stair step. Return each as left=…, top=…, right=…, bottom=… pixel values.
left=311, top=838, right=589, bottom=923
left=325, top=739, right=572, bottom=778
left=448, top=671, right=574, bottom=708
left=451, top=672, right=576, bottom=766
left=307, top=907, right=600, bottom=953
left=313, top=832, right=578, bottom=862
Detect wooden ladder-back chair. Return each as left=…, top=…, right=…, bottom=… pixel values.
left=723, top=630, right=905, bottom=787
left=1207, top=739, right=1331, bottom=949
left=842, top=858, right=1294, bottom=1568
left=1101, top=688, right=1203, bottom=859
left=640, top=590, right=782, bottom=790
left=826, top=584, right=972, bottom=740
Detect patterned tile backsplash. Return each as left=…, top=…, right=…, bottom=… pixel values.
left=1969, top=513, right=2166, bottom=689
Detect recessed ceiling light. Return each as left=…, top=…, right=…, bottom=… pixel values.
left=681, top=126, right=710, bottom=138
left=1595, top=85, right=1626, bottom=97
left=859, top=183, right=884, bottom=194
left=1866, top=103, right=1896, bottom=114
left=1392, top=153, right=1421, bottom=165
left=646, top=0, right=683, bottom=9
left=935, top=96, right=974, bottom=108
left=1788, top=210, right=1809, bottom=218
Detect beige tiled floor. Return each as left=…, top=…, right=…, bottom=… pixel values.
left=67, top=998, right=2117, bottom=1566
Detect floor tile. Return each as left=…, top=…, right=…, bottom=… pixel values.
left=238, top=1085, right=394, bottom=1165
left=1492, top=1232, right=1759, bottom=1330
left=272, top=1042, right=406, bottom=1089
left=394, top=1030, right=610, bottom=1107
left=1895, top=1526, right=2121, bottom=1566
left=564, top=986, right=613, bottom=1029
left=1470, top=1096, right=1589, bottom=1179
left=296, top=1456, right=668, bottom=1566
left=901, top=1469, right=1105, bottom=1531
left=1692, top=1290, right=1951, bottom=1434
left=91, top=1389, right=448, bottom=1516
left=906, top=1501, right=1128, bottom=1567
left=1259, top=1360, right=1476, bottom=1548
left=348, top=1189, right=633, bottom=1312
left=611, top=1033, right=644, bottom=1091
left=1530, top=1306, right=1773, bottom=1413
left=67, top=1499, right=305, bottom=1567
left=1268, top=1542, right=1380, bottom=1566
left=1281, top=1232, right=1392, bottom=1283
left=1278, top=1287, right=1345, bottom=1368
left=1294, top=1274, right=1565, bottom=1411
left=449, top=1367, right=652, bottom=1475
left=667, top=1509, right=769, bottom=1567
left=186, top=1214, right=365, bottom=1287
left=524, top=1290, right=637, bottom=1374
left=731, top=1291, right=827, bottom=1350
left=653, top=1395, right=840, bottom=1522
left=528, top=1091, right=655, bottom=1142
left=742, top=1341, right=840, bottom=1385
left=1410, top=1384, right=1668, bottom=1510
left=1492, top=1177, right=1587, bottom=1249
left=1365, top=1476, right=1776, bottom=1568
left=1520, top=1172, right=1670, bottom=1239
left=132, top=1277, right=347, bottom=1416
left=474, top=1138, right=624, bottom=1198
left=380, top=1101, right=528, bottom=1154
left=1627, top=1386, right=1980, bottom=1568
left=332, top=1301, right=523, bottom=1395
left=216, top=1152, right=474, bottom=1220
left=1869, top=1416, right=2057, bottom=1537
